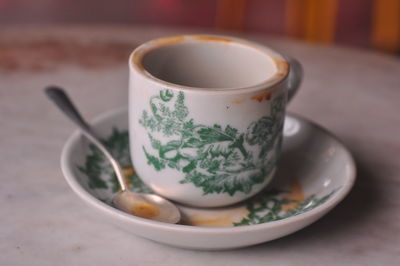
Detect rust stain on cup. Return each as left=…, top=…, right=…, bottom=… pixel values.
left=274, top=58, right=289, bottom=78
left=251, top=91, right=272, bottom=102
left=152, top=35, right=185, bottom=46
left=192, top=35, right=233, bottom=43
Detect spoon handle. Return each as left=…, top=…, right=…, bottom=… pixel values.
left=45, top=86, right=128, bottom=191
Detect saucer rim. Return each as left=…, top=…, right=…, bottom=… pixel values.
left=61, top=107, right=356, bottom=233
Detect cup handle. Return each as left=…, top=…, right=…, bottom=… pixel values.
left=286, top=56, right=303, bottom=102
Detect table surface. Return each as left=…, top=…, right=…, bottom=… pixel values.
left=1, top=25, right=399, bottom=266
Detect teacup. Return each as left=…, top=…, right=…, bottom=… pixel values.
left=129, top=35, right=302, bottom=207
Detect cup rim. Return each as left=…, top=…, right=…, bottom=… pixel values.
left=129, top=34, right=289, bottom=93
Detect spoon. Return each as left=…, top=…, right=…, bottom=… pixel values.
left=45, top=86, right=181, bottom=224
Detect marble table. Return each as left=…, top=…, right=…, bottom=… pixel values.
left=1, top=25, right=399, bottom=265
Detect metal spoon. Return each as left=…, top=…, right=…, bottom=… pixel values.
left=45, top=86, right=181, bottom=224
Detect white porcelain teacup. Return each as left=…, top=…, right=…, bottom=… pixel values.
left=129, top=35, right=302, bottom=207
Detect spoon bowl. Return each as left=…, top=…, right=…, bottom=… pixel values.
left=113, top=191, right=181, bottom=223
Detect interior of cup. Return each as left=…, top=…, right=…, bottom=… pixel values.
left=141, top=40, right=277, bottom=89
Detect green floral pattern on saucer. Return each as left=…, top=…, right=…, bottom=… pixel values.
left=77, top=128, right=337, bottom=227
left=234, top=189, right=336, bottom=226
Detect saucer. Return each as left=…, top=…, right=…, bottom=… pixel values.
left=61, top=108, right=355, bottom=250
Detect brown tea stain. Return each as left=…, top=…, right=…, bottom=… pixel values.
left=131, top=202, right=160, bottom=219
left=251, top=91, right=272, bottom=102
left=0, top=38, right=135, bottom=72
left=132, top=51, right=145, bottom=71
left=193, top=35, right=232, bottom=43
left=122, top=167, right=135, bottom=189
left=122, top=167, right=135, bottom=177
left=186, top=208, right=249, bottom=227
left=152, top=35, right=185, bottom=46
left=232, top=99, right=246, bottom=104
left=273, top=58, right=289, bottom=77
left=188, top=216, right=233, bottom=227
left=275, top=72, right=286, bottom=77
left=281, top=179, right=305, bottom=211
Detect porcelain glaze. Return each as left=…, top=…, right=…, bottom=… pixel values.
left=61, top=108, right=356, bottom=250
left=129, top=35, right=303, bottom=207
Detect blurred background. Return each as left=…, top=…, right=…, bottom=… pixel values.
left=0, top=0, right=399, bottom=54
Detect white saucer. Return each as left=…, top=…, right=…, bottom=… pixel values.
left=61, top=108, right=355, bottom=250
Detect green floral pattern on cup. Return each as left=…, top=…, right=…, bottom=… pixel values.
left=139, top=89, right=285, bottom=196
